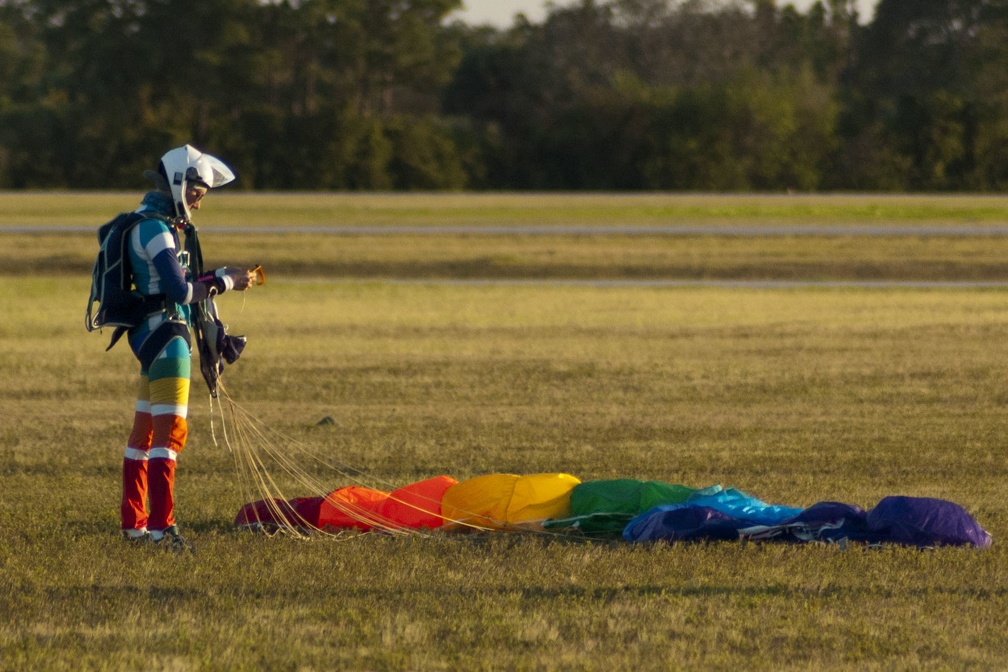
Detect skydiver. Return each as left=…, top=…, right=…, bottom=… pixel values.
left=117, top=145, right=256, bottom=551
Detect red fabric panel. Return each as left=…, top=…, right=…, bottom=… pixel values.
left=379, top=475, right=458, bottom=529
left=233, top=497, right=324, bottom=528
left=148, top=457, right=176, bottom=530
left=318, top=486, right=390, bottom=531
left=289, top=496, right=324, bottom=527
left=121, top=458, right=149, bottom=530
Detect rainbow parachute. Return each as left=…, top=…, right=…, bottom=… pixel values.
left=234, top=473, right=992, bottom=548
left=215, top=391, right=990, bottom=548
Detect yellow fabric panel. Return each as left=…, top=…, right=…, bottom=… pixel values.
left=441, top=473, right=581, bottom=530
left=507, top=473, right=580, bottom=525
left=149, top=376, right=191, bottom=405
left=441, top=473, right=519, bottom=530
left=135, top=374, right=150, bottom=403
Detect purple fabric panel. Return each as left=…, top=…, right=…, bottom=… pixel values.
left=866, top=496, right=992, bottom=548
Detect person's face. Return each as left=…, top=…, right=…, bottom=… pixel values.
left=186, top=185, right=208, bottom=211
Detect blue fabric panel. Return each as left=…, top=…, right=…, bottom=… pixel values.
left=622, top=505, right=745, bottom=542
left=684, top=488, right=804, bottom=526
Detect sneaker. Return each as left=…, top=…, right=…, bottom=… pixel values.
left=151, top=525, right=194, bottom=554
left=122, top=527, right=150, bottom=542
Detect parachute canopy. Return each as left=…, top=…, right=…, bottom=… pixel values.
left=235, top=474, right=992, bottom=549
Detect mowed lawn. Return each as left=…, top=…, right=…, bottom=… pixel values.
left=1, top=193, right=1007, bottom=670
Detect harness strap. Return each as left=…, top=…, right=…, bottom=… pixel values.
left=106, top=327, right=129, bottom=352
left=137, top=321, right=192, bottom=372
left=104, top=294, right=171, bottom=351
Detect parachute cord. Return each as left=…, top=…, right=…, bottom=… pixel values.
left=205, top=298, right=465, bottom=538
left=210, top=384, right=286, bottom=538
left=215, top=387, right=442, bottom=537
left=209, top=393, right=220, bottom=450
left=218, top=385, right=352, bottom=540
left=205, top=337, right=573, bottom=541
left=214, top=387, right=566, bottom=539
left=223, top=384, right=313, bottom=539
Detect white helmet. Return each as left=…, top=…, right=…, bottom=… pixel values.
left=158, top=145, right=236, bottom=220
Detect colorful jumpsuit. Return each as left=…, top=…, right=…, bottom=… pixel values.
left=120, top=192, right=201, bottom=536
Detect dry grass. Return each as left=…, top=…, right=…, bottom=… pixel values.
left=1, top=193, right=1007, bottom=670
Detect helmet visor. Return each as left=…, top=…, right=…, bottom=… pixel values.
left=188, top=154, right=235, bottom=189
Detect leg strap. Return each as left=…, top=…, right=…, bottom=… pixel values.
left=137, top=321, right=191, bottom=372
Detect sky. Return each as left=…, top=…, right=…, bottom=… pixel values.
left=451, top=0, right=880, bottom=27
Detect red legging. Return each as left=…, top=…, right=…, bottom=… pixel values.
left=121, top=335, right=191, bottom=533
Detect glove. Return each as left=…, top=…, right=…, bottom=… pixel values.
left=200, top=267, right=253, bottom=294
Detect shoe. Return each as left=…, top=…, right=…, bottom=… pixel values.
left=122, top=527, right=150, bottom=542
left=151, top=525, right=194, bottom=554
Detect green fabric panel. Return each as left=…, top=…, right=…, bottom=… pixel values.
left=638, top=481, right=697, bottom=509
left=570, top=479, right=647, bottom=516
left=542, top=512, right=633, bottom=535
left=550, top=479, right=724, bottom=536
left=571, top=479, right=722, bottom=517
left=148, top=336, right=192, bottom=381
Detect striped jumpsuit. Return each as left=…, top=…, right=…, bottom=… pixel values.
left=120, top=191, right=203, bottom=535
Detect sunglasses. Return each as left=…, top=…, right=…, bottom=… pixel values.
left=186, top=187, right=207, bottom=203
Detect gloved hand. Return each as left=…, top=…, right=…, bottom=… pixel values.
left=209, top=267, right=257, bottom=292
left=203, top=265, right=258, bottom=292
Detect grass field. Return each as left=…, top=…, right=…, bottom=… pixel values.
left=2, top=193, right=1008, bottom=670
left=5, top=192, right=1008, bottom=282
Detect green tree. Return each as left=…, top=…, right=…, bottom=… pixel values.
left=838, top=0, right=1003, bottom=189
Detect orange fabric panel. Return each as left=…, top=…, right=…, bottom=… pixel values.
left=152, top=414, right=188, bottom=454
left=379, top=475, right=458, bottom=529
left=318, top=486, right=390, bottom=531
left=127, top=411, right=153, bottom=451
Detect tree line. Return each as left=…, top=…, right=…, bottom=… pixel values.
left=1, top=0, right=1006, bottom=192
